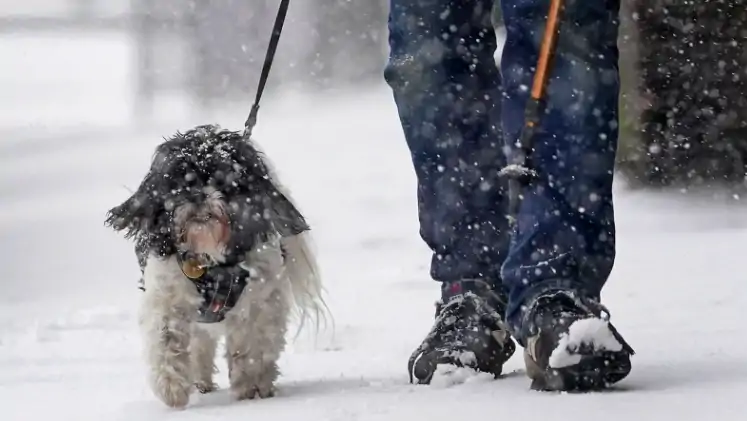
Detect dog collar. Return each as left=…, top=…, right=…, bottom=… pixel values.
left=176, top=251, right=249, bottom=324
left=179, top=257, right=207, bottom=279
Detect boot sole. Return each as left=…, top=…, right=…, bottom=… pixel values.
left=529, top=350, right=632, bottom=392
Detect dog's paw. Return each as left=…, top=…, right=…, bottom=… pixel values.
left=151, top=374, right=192, bottom=409
left=232, top=379, right=276, bottom=401
left=195, top=380, right=218, bottom=394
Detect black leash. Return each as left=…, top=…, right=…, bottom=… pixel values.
left=243, top=0, right=291, bottom=139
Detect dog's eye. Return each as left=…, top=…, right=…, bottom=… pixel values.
left=210, top=171, right=227, bottom=186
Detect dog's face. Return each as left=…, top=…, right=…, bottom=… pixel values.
left=105, top=124, right=309, bottom=262
left=172, top=186, right=231, bottom=263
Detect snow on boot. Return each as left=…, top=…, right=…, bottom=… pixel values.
left=408, top=284, right=516, bottom=385
left=523, top=291, right=635, bottom=392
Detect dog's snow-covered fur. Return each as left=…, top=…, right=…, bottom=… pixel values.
left=105, top=124, right=326, bottom=408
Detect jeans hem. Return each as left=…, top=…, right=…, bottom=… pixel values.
left=506, top=278, right=592, bottom=346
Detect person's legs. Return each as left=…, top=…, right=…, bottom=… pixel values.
left=385, top=0, right=515, bottom=383
left=386, top=0, right=509, bottom=289
left=499, top=0, right=635, bottom=390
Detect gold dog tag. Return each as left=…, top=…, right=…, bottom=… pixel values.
left=182, top=259, right=206, bottom=279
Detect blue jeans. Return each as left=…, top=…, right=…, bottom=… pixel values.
left=385, top=0, right=621, bottom=343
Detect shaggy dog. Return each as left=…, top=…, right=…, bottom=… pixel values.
left=105, top=124, right=325, bottom=408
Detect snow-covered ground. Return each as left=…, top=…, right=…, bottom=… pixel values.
left=3, top=32, right=747, bottom=421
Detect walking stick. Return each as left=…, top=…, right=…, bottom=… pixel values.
left=501, top=0, right=565, bottom=224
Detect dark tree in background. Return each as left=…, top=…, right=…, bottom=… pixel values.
left=618, top=0, right=747, bottom=189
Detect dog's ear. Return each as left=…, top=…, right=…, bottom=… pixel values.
left=225, top=185, right=310, bottom=255
left=104, top=172, right=162, bottom=237
left=105, top=172, right=176, bottom=256
left=264, top=186, right=310, bottom=237
left=229, top=137, right=310, bottom=240
left=104, top=146, right=177, bottom=256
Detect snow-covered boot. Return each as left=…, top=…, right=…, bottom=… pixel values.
left=408, top=280, right=516, bottom=384
left=522, top=291, right=635, bottom=392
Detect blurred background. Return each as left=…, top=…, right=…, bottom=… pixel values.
left=0, top=0, right=390, bottom=128
left=2, top=0, right=746, bottom=188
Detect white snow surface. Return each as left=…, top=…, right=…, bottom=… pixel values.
left=3, top=32, right=747, bottom=421
left=549, top=318, right=623, bottom=369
